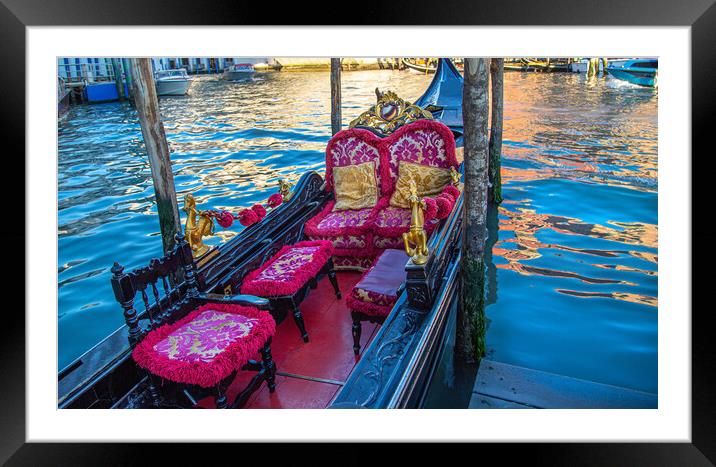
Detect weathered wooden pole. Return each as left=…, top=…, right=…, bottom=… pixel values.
left=330, top=58, right=342, bottom=135
left=587, top=58, right=599, bottom=79
left=122, top=58, right=134, bottom=102
left=111, top=58, right=125, bottom=101
left=129, top=58, right=182, bottom=254
left=488, top=58, right=504, bottom=205
left=457, top=57, right=491, bottom=363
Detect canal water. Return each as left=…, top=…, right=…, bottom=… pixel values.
left=58, top=70, right=657, bottom=398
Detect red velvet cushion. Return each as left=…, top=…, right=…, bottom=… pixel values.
left=346, top=249, right=408, bottom=317
left=240, top=240, right=334, bottom=297
left=132, top=303, right=275, bottom=388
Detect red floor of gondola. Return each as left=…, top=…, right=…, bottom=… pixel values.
left=197, top=271, right=380, bottom=409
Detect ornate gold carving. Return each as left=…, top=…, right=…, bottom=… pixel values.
left=278, top=179, right=293, bottom=201
left=402, top=180, right=429, bottom=265
left=349, top=89, right=433, bottom=136
left=183, top=193, right=214, bottom=258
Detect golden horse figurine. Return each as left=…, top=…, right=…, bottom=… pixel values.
left=402, top=180, right=429, bottom=265
left=449, top=166, right=461, bottom=187
left=183, top=193, right=214, bottom=258
left=278, top=179, right=293, bottom=201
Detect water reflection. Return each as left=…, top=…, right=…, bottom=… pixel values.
left=483, top=72, right=657, bottom=394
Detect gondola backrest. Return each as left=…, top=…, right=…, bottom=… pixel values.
left=324, top=120, right=458, bottom=199
left=324, top=128, right=385, bottom=196
left=383, top=120, right=458, bottom=196
left=111, top=232, right=199, bottom=345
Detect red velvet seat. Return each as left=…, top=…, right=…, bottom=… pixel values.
left=305, top=120, right=460, bottom=272
left=346, top=249, right=408, bottom=354
left=303, top=201, right=374, bottom=261
left=372, top=203, right=439, bottom=250
left=132, top=303, right=276, bottom=388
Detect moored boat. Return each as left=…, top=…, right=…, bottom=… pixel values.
left=504, top=58, right=572, bottom=72
left=154, top=68, right=193, bottom=96
left=402, top=57, right=463, bottom=74
left=57, top=59, right=466, bottom=410
left=606, top=58, right=658, bottom=87
left=222, top=63, right=256, bottom=80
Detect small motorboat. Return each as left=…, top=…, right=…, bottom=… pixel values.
left=606, top=59, right=658, bottom=87
left=154, top=68, right=193, bottom=96
left=222, top=63, right=256, bottom=81
left=567, top=58, right=636, bottom=73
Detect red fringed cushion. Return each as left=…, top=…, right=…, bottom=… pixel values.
left=347, top=249, right=407, bottom=317
left=132, top=303, right=275, bottom=388
left=240, top=240, right=334, bottom=297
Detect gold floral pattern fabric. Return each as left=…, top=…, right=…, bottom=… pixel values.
left=153, top=309, right=258, bottom=363
left=389, top=160, right=452, bottom=208
left=333, top=161, right=378, bottom=211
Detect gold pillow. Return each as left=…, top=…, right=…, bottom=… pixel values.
left=390, top=161, right=452, bottom=208
left=333, top=161, right=378, bottom=211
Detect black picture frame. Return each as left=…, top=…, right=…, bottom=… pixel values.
left=3, top=0, right=712, bottom=464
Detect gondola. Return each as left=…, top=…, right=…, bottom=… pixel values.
left=504, top=58, right=573, bottom=72
left=401, top=57, right=463, bottom=74
left=58, top=58, right=466, bottom=410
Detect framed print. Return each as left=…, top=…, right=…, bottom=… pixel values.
left=3, top=0, right=713, bottom=463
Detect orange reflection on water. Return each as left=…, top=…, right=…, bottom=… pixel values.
left=494, top=203, right=658, bottom=307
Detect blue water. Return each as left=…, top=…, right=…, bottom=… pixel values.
left=485, top=73, right=657, bottom=394
left=58, top=69, right=657, bottom=395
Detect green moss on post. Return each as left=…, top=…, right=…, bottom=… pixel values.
left=460, top=256, right=487, bottom=360
left=488, top=58, right=504, bottom=205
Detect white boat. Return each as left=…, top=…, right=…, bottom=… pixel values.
left=568, top=58, right=636, bottom=73
left=222, top=63, right=256, bottom=81
left=154, top=69, right=193, bottom=96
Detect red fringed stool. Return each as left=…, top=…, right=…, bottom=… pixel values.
left=132, top=302, right=276, bottom=408
left=346, top=249, right=408, bottom=355
left=240, top=240, right=341, bottom=342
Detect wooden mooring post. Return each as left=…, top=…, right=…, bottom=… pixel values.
left=457, top=57, right=491, bottom=363
left=488, top=58, right=504, bottom=205
left=330, top=58, right=342, bottom=135
left=122, top=58, right=134, bottom=102
left=129, top=58, right=182, bottom=254
left=111, top=58, right=125, bottom=101
left=587, top=57, right=600, bottom=79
